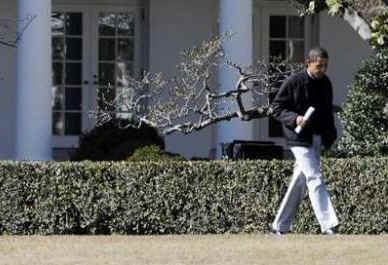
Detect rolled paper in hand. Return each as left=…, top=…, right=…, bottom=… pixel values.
left=295, top=106, right=315, bottom=134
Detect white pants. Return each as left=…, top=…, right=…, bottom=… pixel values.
left=272, top=135, right=339, bottom=233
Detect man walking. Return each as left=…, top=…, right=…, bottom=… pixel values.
left=270, top=47, right=339, bottom=235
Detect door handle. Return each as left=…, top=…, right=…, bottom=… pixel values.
left=92, top=74, right=99, bottom=85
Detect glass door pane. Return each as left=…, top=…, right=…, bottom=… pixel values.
left=51, top=6, right=142, bottom=147
left=268, top=15, right=305, bottom=137
left=96, top=12, right=136, bottom=110
left=269, top=15, right=305, bottom=62
left=52, top=12, right=83, bottom=136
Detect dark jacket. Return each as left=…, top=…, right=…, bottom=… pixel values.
left=272, top=70, right=337, bottom=149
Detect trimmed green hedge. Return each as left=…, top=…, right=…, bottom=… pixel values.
left=0, top=158, right=387, bottom=235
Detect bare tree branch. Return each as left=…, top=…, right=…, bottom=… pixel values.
left=90, top=34, right=304, bottom=135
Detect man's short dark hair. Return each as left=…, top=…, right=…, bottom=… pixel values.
left=306, top=47, right=329, bottom=64
left=308, top=47, right=329, bottom=60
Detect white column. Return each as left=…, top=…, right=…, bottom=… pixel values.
left=15, top=0, right=52, bottom=160
left=216, top=0, right=253, bottom=158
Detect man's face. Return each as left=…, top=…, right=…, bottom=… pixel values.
left=307, top=57, right=328, bottom=79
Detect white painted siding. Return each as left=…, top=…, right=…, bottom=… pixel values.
left=319, top=11, right=373, bottom=134
left=320, top=11, right=373, bottom=106
left=149, top=0, right=218, bottom=159
left=0, top=0, right=17, bottom=159
left=0, top=0, right=376, bottom=160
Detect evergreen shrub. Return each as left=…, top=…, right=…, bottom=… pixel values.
left=0, top=158, right=387, bottom=235
left=71, top=119, right=165, bottom=161
left=336, top=48, right=388, bottom=157
left=128, top=145, right=186, bottom=162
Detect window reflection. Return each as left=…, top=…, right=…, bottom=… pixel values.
left=97, top=11, right=136, bottom=109
left=99, top=13, right=116, bottom=36
left=268, top=15, right=305, bottom=137
left=99, top=63, right=115, bottom=85
left=287, top=40, right=304, bottom=62
left=99, top=39, right=116, bottom=61
left=51, top=12, right=84, bottom=136
left=52, top=112, right=65, bottom=135
left=270, top=40, right=286, bottom=60
left=117, top=14, right=135, bottom=36
left=52, top=86, right=64, bottom=111
left=53, top=63, right=63, bottom=85
left=51, top=12, right=65, bottom=36
left=51, top=11, right=138, bottom=136
left=65, top=13, right=82, bottom=35
left=288, top=16, right=304, bottom=39
left=116, top=61, right=133, bottom=87
left=269, top=15, right=305, bottom=62
left=117, top=39, right=134, bottom=61
left=52, top=37, right=65, bottom=60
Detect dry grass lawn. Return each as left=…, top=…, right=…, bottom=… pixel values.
left=0, top=234, right=387, bottom=265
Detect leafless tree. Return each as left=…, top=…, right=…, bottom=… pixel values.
left=92, top=1, right=388, bottom=136
left=92, top=34, right=303, bottom=135
left=93, top=2, right=388, bottom=136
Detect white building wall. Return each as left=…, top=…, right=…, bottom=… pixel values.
left=0, top=0, right=376, bottom=160
left=319, top=11, right=373, bottom=132
left=0, top=0, right=17, bottom=159
left=149, top=0, right=218, bottom=159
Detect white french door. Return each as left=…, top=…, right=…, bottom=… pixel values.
left=255, top=4, right=317, bottom=144
left=51, top=5, right=143, bottom=147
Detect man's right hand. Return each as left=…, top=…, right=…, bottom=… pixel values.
left=296, top=115, right=307, bottom=127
